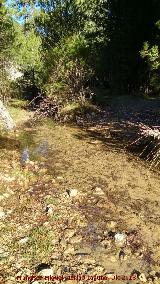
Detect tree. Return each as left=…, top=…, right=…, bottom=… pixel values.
left=0, top=0, right=15, bottom=102
left=107, top=0, right=159, bottom=95
left=6, top=0, right=160, bottom=100
left=0, top=1, right=15, bottom=129
left=140, top=0, right=160, bottom=96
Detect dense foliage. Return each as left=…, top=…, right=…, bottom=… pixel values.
left=1, top=0, right=160, bottom=102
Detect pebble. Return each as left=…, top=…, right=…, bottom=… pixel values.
left=90, top=140, right=100, bottom=144
left=82, top=256, right=96, bottom=265
left=75, top=246, right=92, bottom=255
left=94, top=266, right=104, bottom=273
left=139, top=273, right=147, bottom=283
left=64, top=229, right=75, bottom=239
left=0, top=195, right=4, bottom=201
left=148, top=277, right=154, bottom=283
left=62, top=265, right=71, bottom=273
left=66, top=188, right=78, bottom=197
left=69, top=235, right=82, bottom=244
left=51, top=238, right=59, bottom=246
left=110, top=255, right=117, bottom=262
left=56, top=176, right=64, bottom=181
left=6, top=209, right=13, bottom=215
left=60, top=239, right=67, bottom=248
left=149, top=271, right=156, bottom=276
left=119, top=250, right=125, bottom=260
left=18, top=237, right=29, bottom=245
left=94, top=187, right=104, bottom=195
left=64, top=245, right=75, bottom=255
left=101, top=239, right=111, bottom=248
left=114, top=233, right=126, bottom=246
left=51, top=252, right=61, bottom=260
left=0, top=248, right=9, bottom=257
left=107, top=221, right=117, bottom=230
left=38, top=268, right=54, bottom=277
left=16, top=268, right=32, bottom=278
left=15, top=262, right=23, bottom=269
left=0, top=207, right=5, bottom=219
left=77, top=218, right=88, bottom=228
left=106, top=273, right=115, bottom=280
left=103, top=230, right=108, bottom=237
left=46, top=206, right=54, bottom=216
left=65, top=281, right=77, bottom=284
left=3, top=193, right=10, bottom=198
left=43, top=222, right=49, bottom=227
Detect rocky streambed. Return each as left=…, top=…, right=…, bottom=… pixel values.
left=0, top=106, right=160, bottom=284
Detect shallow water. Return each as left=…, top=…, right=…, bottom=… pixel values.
left=0, top=109, right=160, bottom=283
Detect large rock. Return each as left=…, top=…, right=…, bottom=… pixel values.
left=0, top=100, right=15, bottom=131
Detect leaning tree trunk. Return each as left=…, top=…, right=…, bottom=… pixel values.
left=0, top=100, right=15, bottom=131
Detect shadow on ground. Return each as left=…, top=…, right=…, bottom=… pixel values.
left=73, top=96, right=160, bottom=168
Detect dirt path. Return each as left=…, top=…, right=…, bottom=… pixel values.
left=0, top=107, right=160, bottom=284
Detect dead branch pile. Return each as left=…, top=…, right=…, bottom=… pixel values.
left=31, top=96, right=61, bottom=120
left=131, top=123, right=160, bottom=169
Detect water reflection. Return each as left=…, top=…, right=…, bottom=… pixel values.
left=32, top=139, right=48, bottom=157
left=20, top=147, right=29, bottom=165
